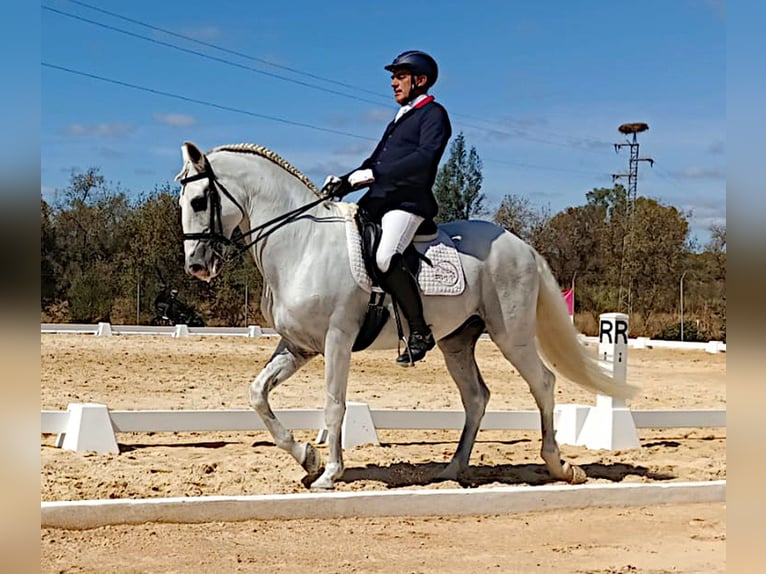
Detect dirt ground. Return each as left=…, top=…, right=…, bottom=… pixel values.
left=41, top=334, right=726, bottom=573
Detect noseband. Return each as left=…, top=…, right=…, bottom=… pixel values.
left=179, top=166, right=329, bottom=262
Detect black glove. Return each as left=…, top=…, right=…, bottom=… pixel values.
left=321, top=175, right=353, bottom=199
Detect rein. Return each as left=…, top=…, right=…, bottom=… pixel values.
left=180, top=168, right=328, bottom=261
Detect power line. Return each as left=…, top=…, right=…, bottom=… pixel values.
left=43, top=5, right=389, bottom=108
left=43, top=61, right=616, bottom=179
left=484, top=157, right=611, bottom=178
left=49, top=1, right=611, bottom=153
left=41, top=62, right=377, bottom=141
left=63, top=0, right=389, bottom=100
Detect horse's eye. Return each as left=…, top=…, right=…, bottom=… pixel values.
left=190, top=196, right=208, bottom=212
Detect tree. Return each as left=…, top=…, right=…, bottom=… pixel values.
left=689, top=223, right=726, bottom=340
left=433, top=132, right=485, bottom=222
left=621, top=197, right=690, bottom=323
left=493, top=194, right=551, bottom=246
left=51, top=168, right=132, bottom=321
left=114, top=184, right=188, bottom=323
left=534, top=204, right=609, bottom=311
left=41, top=199, right=60, bottom=306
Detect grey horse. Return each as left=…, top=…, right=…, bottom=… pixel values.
left=176, top=141, right=636, bottom=490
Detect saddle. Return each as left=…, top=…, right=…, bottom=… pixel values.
left=349, top=206, right=465, bottom=351
left=356, top=207, right=436, bottom=286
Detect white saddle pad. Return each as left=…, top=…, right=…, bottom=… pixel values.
left=338, top=203, right=466, bottom=296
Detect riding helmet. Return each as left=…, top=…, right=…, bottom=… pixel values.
left=384, top=50, right=439, bottom=88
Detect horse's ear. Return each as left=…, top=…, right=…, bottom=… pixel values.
left=177, top=142, right=206, bottom=182
left=181, top=141, right=205, bottom=169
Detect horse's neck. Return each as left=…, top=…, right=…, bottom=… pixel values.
left=221, top=153, right=326, bottom=278
left=216, top=152, right=317, bottom=217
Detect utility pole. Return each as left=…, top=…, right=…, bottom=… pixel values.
left=611, top=122, right=654, bottom=313
left=612, top=122, right=654, bottom=214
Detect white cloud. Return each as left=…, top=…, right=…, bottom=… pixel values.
left=154, top=113, right=196, bottom=128
left=335, top=142, right=374, bottom=156
left=66, top=122, right=133, bottom=137
left=97, top=146, right=124, bottom=159
left=363, top=108, right=393, bottom=124
left=708, top=139, right=725, bottom=155
left=671, top=166, right=725, bottom=180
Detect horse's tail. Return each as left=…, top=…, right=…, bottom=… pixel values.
left=533, top=250, right=638, bottom=400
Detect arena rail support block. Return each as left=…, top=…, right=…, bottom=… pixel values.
left=316, top=402, right=380, bottom=449
left=172, top=324, right=189, bottom=338
left=633, top=336, right=650, bottom=349
left=247, top=325, right=263, bottom=337
left=706, top=340, right=724, bottom=354
left=96, top=322, right=113, bottom=336
left=577, top=312, right=640, bottom=450
left=554, top=404, right=591, bottom=446
left=56, top=402, right=119, bottom=454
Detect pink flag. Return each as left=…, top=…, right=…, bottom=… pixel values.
left=561, top=288, right=574, bottom=316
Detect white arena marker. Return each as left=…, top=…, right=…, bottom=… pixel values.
left=41, top=480, right=726, bottom=529
left=633, top=336, right=650, bottom=349
left=341, top=402, right=380, bottom=448
left=172, top=324, right=189, bottom=338
left=95, top=322, right=113, bottom=336
left=56, top=403, right=119, bottom=454
left=247, top=325, right=263, bottom=337
left=316, top=402, right=380, bottom=449
left=706, top=340, right=723, bottom=354
left=577, top=312, right=640, bottom=450
left=554, top=404, right=590, bottom=445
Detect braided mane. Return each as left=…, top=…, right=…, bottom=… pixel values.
left=208, top=143, right=321, bottom=196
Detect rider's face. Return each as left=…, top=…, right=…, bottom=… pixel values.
left=390, top=70, right=426, bottom=105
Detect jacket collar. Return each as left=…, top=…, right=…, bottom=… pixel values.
left=394, top=94, right=434, bottom=123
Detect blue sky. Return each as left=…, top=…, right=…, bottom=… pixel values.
left=41, top=0, right=725, bottom=244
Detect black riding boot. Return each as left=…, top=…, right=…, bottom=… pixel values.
left=380, top=255, right=435, bottom=366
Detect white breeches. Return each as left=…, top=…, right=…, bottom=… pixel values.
left=376, top=210, right=424, bottom=273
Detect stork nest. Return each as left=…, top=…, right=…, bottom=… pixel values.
left=618, top=122, right=649, bottom=134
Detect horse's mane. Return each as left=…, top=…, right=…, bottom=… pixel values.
left=207, top=143, right=321, bottom=196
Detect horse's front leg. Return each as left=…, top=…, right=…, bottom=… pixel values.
left=249, top=338, right=321, bottom=479
left=309, top=328, right=353, bottom=490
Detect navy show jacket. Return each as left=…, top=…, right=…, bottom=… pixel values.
left=355, top=97, right=452, bottom=222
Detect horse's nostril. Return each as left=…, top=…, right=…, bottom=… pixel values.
left=189, top=264, right=204, bottom=274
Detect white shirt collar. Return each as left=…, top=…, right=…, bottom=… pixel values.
left=394, top=94, right=429, bottom=123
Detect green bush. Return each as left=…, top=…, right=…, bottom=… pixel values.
left=654, top=320, right=709, bottom=342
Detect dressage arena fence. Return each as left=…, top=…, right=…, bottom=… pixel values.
left=41, top=320, right=726, bottom=528
left=41, top=319, right=725, bottom=454
left=41, top=322, right=727, bottom=353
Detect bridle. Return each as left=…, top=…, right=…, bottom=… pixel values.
left=179, top=165, right=329, bottom=262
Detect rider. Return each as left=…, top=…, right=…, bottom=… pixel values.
left=323, top=50, right=452, bottom=366
left=168, top=288, right=180, bottom=319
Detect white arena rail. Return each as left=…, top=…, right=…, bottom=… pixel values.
left=40, top=322, right=279, bottom=337
left=41, top=406, right=727, bottom=435
left=41, top=314, right=725, bottom=454
left=41, top=323, right=724, bottom=352
left=41, top=403, right=726, bottom=455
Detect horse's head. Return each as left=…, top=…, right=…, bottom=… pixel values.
left=176, top=141, right=246, bottom=282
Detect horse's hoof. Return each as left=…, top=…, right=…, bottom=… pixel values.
left=436, top=463, right=460, bottom=482
left=568, top=464, right=587, bottom=484
left=301, top=443, right=322, bottom=476
left=309, top=474, right=335, bottom=491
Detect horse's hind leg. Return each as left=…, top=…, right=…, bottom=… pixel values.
left=249, top=338, right=321, bottom=479
left=493, top=337, right=586, bottom=484
left=437, top=315, right=490, bottom=482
